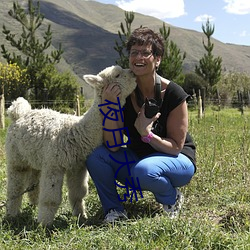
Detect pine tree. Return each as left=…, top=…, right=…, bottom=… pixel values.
left=158, top=23, right=186, bottom=84
left=114, top=11, right=134, bottom=68
left=114, top=14, right=185, bottom=84
left=195, top=19, right=222, bottom=96
left=115, top=16, right=185, bottom=83
left=1, top=0, right=63, bottom=100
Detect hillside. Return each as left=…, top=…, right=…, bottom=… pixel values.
left=1, top=0, right=250, bottom=98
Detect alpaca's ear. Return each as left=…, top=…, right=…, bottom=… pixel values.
left=83, top=75, right=103, bottom=88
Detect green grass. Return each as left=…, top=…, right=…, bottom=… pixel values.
left=0, top=107, right=249, bottom=249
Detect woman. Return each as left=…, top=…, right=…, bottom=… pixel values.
left=86, top=27, right=196, bottom=223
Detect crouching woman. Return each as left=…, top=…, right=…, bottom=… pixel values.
left=86, top=27, right=196, bottom=223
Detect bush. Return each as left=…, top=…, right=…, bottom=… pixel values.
left=183, top=72, right=207, bottom=97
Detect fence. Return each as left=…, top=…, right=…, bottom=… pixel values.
left=189, top=89, right=250, bottom=117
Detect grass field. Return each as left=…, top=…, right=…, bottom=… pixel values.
left=0, top=107, right=249, bottom=249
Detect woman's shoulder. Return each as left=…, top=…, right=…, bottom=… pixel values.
left=159, top=76, right=170, bottom=91
left=159, top=77, right=186, bottom=97
left=161, top=79, right=189, bottom=110
left=164, top=80, right=187, bottom=96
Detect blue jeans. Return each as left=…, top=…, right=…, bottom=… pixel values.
left=86, top=145, right=195, bottom=215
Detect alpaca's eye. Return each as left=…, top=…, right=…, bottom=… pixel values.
left=115, top=74, right=120, bottom=78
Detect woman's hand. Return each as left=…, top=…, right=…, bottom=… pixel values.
left=102, top=82, right=121, bottom=103
left=134, top=105, right=161, bottom=136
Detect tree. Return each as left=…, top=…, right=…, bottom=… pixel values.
left=216, top=72, right=250, bottom=107
left=0, top=62, right=28, bottom=128
left=115, top=14, right=186, bottom=84
left=0, top=62, right=29, bottom=99
left=1, top=0, right=63, bottom=101
left=35, top=64, right=80, bottom=111
left=114, top=11, right=134, bottom=68
left=158, top=23, right=186, bottom=84
left=195, top=19, right=222, bottom=97
left=182, top=72, right=207, bottom=97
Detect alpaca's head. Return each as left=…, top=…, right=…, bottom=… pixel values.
left=7, top=97, right=32, bottom=121
left=83, top=65, right=136, bottom=105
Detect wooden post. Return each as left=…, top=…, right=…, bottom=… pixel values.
left=0, top=93, right=5, bottom=129
left=198, top=89, right=203, bottom=119
left=192, top=88, right=197, bottom=108
left=237, top=90, right=244, bottom=115
left=217, top=89, right=221, bottom=111
left=76, top=95, right=80, bottom=116
left=43, top=88, right=48, bottom=108
left=201, top=87, right=205, bottom=113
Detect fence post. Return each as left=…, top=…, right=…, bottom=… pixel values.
left=198, top=89, right=203, bottom=119
left=217, top=89, right=221, bottom=111
left=0, top=94, right=5, bottom=129
left=43, top=88, right=48, bottom=108
left=76, top=95, right=80, bottom=116
left=192, top=88, right=197, bottom=109
left=237, top=90, right=244, bottom=115
left=201, top=87, right=205, bottom=113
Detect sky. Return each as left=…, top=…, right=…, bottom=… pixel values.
left=94, top=0, right=250, bottom=46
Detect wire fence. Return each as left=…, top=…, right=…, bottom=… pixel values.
left=4, top=95, right=250, bottom=115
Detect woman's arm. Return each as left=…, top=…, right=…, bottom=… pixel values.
left=101, top=83, right=124, bottom=152
left=135, top=100, right=188, bottom=156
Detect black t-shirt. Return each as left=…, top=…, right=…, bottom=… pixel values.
left=123, top=81, right=196, bottom=166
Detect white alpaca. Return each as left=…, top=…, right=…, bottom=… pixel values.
left=5, top=65, right=136, bottom=226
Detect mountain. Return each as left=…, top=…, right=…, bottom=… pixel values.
left=1, top=0, right=250, bottom=98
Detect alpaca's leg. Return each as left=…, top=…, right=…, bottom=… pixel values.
left=37, top=167, right=65, bottom=226
left=66, top=164, right=88, bottom=218
left=6, top=163, right=30, bottom=217
left=27, top=169, right=40, bottom=206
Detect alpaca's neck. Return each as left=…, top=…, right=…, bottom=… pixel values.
left=75, top=97, right=103, bottom=151
left=83, top=98, right=102, bottom=125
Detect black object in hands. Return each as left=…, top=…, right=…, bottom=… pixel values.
left=144, top=97, right=160, bottom=118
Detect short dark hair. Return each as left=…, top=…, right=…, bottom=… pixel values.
left=126, top=27, right=164, bottom=57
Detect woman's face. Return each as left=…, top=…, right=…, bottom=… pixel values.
left=129, top=44, right=161, bottom=76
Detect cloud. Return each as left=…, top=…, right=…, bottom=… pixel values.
left=223, top=0, right=250, bottom=14
left=194, top=14, right=216, bottom=23
left=115, top=0, right=186, bottom=19
left=239, top=30, right=248, bottom=37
